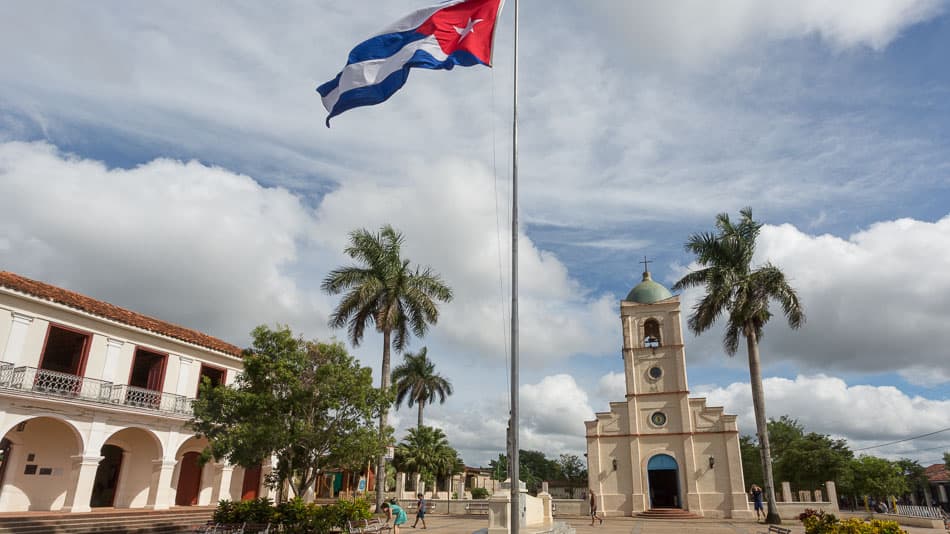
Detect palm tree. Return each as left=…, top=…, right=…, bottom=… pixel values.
left=393, top=425, right=463, bottom=489
left=393, top=347, right=454, bottom=429
left=321, top=225, right=453, bottom=509
left=673, top=208, right=804, bottom=525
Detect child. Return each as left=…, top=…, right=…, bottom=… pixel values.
left=381, top=501, right=408, bottom=534
left=412, top=493, right=427, bottom=528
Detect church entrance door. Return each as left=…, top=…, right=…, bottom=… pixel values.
left=647, top=454, right=680, bottom=509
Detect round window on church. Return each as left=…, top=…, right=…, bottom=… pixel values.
left=650, top=411, right=667, bottom=427
left=648, top=366, right=663, bottom=380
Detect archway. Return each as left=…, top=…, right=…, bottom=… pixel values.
left=0, top=416, right=84, bottom=511
left=175, top=452, right=202, bottom=506
left=90, top=445, right=123, bottom=507
left=647, top=454, right=680, bottom=509
left=97, top=427, right=163, bottom=508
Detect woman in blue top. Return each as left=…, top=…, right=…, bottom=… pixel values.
left=381, top=502, right=408, bottom=534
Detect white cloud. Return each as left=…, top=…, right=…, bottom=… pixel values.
left=596, top=372, right=626, bottom=405
left=596, top=0, right=945, bottom=66
left=0, top=141, right=317, bottom=343
left=677, top=215, right=950, bottom=385
left=696, top=374, right=950, bottom=462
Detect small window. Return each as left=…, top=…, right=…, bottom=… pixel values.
left=196, top=364, right=226, bottom=397
left=648, top=366, right=663, bottom=380
left=129, top=348, right=167, bottom=392
left=650, top=412, right=667, bottom=427
left=643, top=319, right=661, bottom=348
left=40, top=325, right=90, bottom=375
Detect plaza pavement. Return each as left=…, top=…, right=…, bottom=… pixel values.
left=402, top=515, right=945, bottom=534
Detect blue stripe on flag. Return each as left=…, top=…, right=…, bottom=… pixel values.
left=322, top=48, right=483, bottom=126
left=347, top=30, right=429, bottom=64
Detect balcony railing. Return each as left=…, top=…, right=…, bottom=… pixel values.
left=0, top=362, right=192, bottom=416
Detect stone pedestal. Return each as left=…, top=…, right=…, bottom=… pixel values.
left=396, top=472, right=406, bottom=499
left=781, top=482, right=792, bottom=503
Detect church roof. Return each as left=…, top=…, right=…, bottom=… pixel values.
left=625, top=270, right=673, bottom=304
left=0, top=271, right=242, bottom=357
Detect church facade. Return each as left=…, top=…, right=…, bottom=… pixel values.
left=585, top=269, right=753, bottom=519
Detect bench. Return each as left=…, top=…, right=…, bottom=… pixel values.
left=758, top=526, right=791, bottom=534
left=465, top=501, right=490, bottom=515
left=347, top=519, right=392, bottom=533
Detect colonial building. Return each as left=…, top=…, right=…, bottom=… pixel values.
left=585, top=268, right=752, bottom=519
left=0, top=271, right=265, bottom=512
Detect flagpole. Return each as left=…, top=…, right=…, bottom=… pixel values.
left=509, top=0, right=520, bottom=532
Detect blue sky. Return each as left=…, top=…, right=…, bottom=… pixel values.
left=1, top=0, right=949, bottom=468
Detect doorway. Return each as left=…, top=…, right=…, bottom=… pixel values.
left=647, top=454, right=680, bottom=509
left=176, top=452, right=202, bottom=506
left=241, top=464, right=262, bottom=500
left=90, top=445, right=123, bottom=507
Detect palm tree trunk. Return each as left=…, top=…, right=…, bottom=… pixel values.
left=746, top=329, right=781, bottom=524
left=376, top=328, right=393, bottom=511
left=418, top=403, right=424, bottom=429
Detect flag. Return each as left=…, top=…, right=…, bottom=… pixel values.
left=317, top=0, right=504, bottom=126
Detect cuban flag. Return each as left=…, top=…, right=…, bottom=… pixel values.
left=318, top=0, right=504, bottom=126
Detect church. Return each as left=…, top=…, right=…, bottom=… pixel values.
left=585, top=266, right=753, bottom=519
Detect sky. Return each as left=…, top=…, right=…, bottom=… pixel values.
left=1, top=0, right=950, bottom=471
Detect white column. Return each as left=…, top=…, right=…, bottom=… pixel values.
left=214, top=465, right=235, bottom=503
left=0, top=443, right=22, bottom=511
left=100, top=338, right=124, bottom=383
left=114, top=451, right=133, bottom=507
left=146, top=458, right=178, bottom=510
left=62, top=455, right=104, bottom=513
left=175, top=356, right=194, bottom=397
left=2, top=312, right=34, bottom=366
left=198, top=461, right=216, bottom=505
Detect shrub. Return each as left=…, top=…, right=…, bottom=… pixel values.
left=213, top=497, right=370, bottom=533
left=471, top=487, right=490, bottom=500
left=799, top=509, right=905, bottom=534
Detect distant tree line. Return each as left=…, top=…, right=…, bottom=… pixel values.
left=741, top=415, right=939, bottom=508
left=488, top=450, right=587, bottom=495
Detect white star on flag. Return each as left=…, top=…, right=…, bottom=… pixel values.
left=454, top=17, right=483, bottom=43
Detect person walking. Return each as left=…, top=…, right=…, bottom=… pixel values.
left=589, top=489, right=604, bottom=525
left=750, top=484, right=764, bottom=521
left=411, top=493, right=427, bottom=529
left=381, top=501, right=408, bottom=534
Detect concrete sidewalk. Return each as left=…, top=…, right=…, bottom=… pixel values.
left=403, top=515, right=945, bottom=534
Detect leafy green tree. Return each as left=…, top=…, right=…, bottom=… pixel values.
left=322, top=225, right=453, bottom=508
left=767, top=416, right=805, bottom=463
left=392, top=426, right=462, bottom=488
left=557, top=454, right=587, bottom=482
left=774, top=432, right=852, bottom=490
left=740, top=435, right=763, bottom=488
left=674, top=208, right=805, bottom=525
left=191, top=326, right=390, bottom=500
left=896, top=458, right=929, bottom=502
left=487, top=450, right=563, bottom=495
left=392, top=347, right=454, bottom=429
left=489, top=454, right=508, bottom=482
left=944, top=451, right=950, bottom=471
left=847, top=455, right=908, bottom=502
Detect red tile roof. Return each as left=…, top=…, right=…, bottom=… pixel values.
left=925, top=463, right=949, bottom=482
left=0, top=271, right=242, bottom=357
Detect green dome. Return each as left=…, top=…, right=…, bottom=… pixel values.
left=625, top=271, right=673, bottom=304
